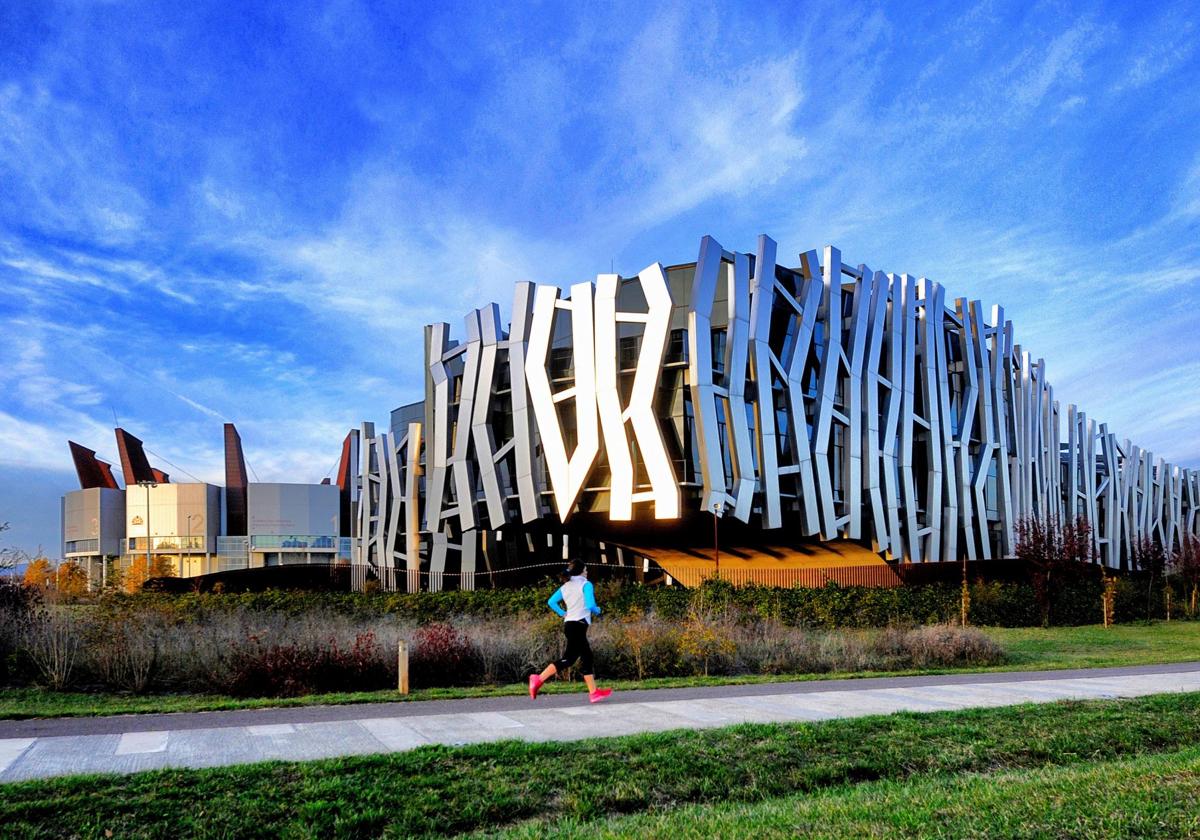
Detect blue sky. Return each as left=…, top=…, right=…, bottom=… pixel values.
left=1, top=1, right=1198, bottom=555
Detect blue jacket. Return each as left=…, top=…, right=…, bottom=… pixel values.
left=548, top=577, right=601, bottom=622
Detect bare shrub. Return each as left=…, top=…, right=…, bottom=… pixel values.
left=813, top=630, right=872, bottom=672
left=140, top=608, right=404, bottom=696
left=510, top=614, right=574, bottom=678
left=891, top=624, right=1006, bottom=668
left=0, top=579, right=39, bottom=682
left=613, top=608, right=655, bottom=681
left=4, top=597, right=1010, bottom=696
left=23, top=608, right=85, bottom=690
left=465, top=618, right=566, bottom=684
left=225, top=630, right=389, bottom=697
left=736, top=621, right=821, bottom=675
left=87, top=612, right=162, bottom=693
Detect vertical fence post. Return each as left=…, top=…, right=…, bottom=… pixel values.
left=398, top=640, right=409, bottom=695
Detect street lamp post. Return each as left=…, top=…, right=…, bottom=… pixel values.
left=186, top=513, right=201, bottom=577
left=136, top=480, right=157, bottom=578
left=711, top=502, right=722, bottom=582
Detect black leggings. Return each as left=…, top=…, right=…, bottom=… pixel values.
left=554, top=620, right=594, bottom=676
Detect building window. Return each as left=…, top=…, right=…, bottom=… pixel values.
left=550, top=348, right=573, bottom=381
left=667, top=329, right=688, bottom=363
left=832, top=424, right=845, bottom=498
left=619, top=336, right=641, bottom=371
left=711, top=329, right=727, bottom=378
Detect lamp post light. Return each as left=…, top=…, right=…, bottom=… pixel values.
left=136, top=480, right=157, bottom=577
left=711, top=502, right=722, bottom=582
left=186, top=513, right=201, bottom=577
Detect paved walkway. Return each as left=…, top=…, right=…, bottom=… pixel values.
left=2, top=662, right=1198, bottom=783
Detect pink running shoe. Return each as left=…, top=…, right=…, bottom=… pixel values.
left=528, top=675, right=544, bottom=700
left=589, top=688, right=613, bottom=704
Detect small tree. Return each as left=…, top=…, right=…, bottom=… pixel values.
left=1016, top=515, right=1092, bottom=627
left=619, top=607, right=657, bottom=681
left=1171, top=534, right=1200, bottom=617
left=55, top=561, right=89, bottom=599
left=1061, top=516, right=1097, bottom=566
left=22, top=556, right=55, bottom=591
left=1131, top=537, right=1167, bottom=621
left=679, top=614, right=735, bottom=677
left=123, top=555, right=176, bottom=593
left=1102, top=573, right=1118, bottom=627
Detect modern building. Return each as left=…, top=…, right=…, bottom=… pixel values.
left=246, top=482, right=342, bottom=568
left=122, top=481, right=222, bottom=578
left=61, top=485, right=124, bottom=587
left=62, top=439, right=127, bottom=586
left=61, top=424, right=350, bottom=588
left=346, top=233, right=1200, bottom=591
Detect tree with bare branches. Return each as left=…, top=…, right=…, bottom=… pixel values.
left=1171, top=534, right=1200, bottom=617
left=1130, top=537, right=1167, bottom=621
left=0, top=521, right=28, bottom=573
left=1015, top=515, right=1095, bottom=627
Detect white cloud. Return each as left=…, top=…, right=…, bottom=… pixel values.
left=1112, top=9, right=1197, bottom=93
left=1008, top=20, right=1106, bottom=109
left=0, top=82, right=150, bottom=246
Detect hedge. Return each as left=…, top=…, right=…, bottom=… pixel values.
left=99, top=575, right=1188, bottom=628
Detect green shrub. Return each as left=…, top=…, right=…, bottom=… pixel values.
left=88, top=573, right=1190, bottom=633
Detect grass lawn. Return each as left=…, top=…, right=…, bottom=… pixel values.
left=493, top=746, right=1200, bottom=839
left=1, top=620, right=1198, bottom=720
left=1, top=692, right=1198, bottom=837
left=997, top=621, right=1200, bottom=669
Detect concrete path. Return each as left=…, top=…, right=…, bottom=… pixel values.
left=1, top=662, right=1198, bottom=783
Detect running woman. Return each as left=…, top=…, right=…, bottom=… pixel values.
left=529, top=559, right=613, bottom=703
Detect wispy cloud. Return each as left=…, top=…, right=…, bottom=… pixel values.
left=0, top=0, right=1198, bottom=553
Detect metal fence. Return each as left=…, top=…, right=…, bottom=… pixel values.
left=346, top=559, right=904, bottom=592
left=670, top=563, right=904, bottom=589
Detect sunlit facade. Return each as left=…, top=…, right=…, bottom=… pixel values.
left=348, top=233, right=1200, bottom=591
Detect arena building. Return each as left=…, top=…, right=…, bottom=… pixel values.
left=345, top=233, right=1199, bottom=590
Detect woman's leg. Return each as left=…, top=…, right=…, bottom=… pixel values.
left=575, top=626, right=610, bottom=701
left=540, top=621, right=583, bottom=681
left=531, top=624, right=570, bottom=698
left=577, top=627, right=595, bottom=690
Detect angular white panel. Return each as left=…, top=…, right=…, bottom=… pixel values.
left=525, top=282, right=600, bottom=520
left=594, top=264, right=680, bottom=521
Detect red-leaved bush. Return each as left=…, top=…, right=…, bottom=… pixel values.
left=410, top=622, right=480, bottom=687
left=224, top=630, right=390, bottom=697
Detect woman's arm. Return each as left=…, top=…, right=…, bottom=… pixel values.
left=583, top=581, right=601, bottom=615
left=547, top=586, right=567, bottom=617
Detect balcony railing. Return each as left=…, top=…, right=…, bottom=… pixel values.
left=124, top=536, right=206, bottom=553
left=250, top=535, right=338, bottom=551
